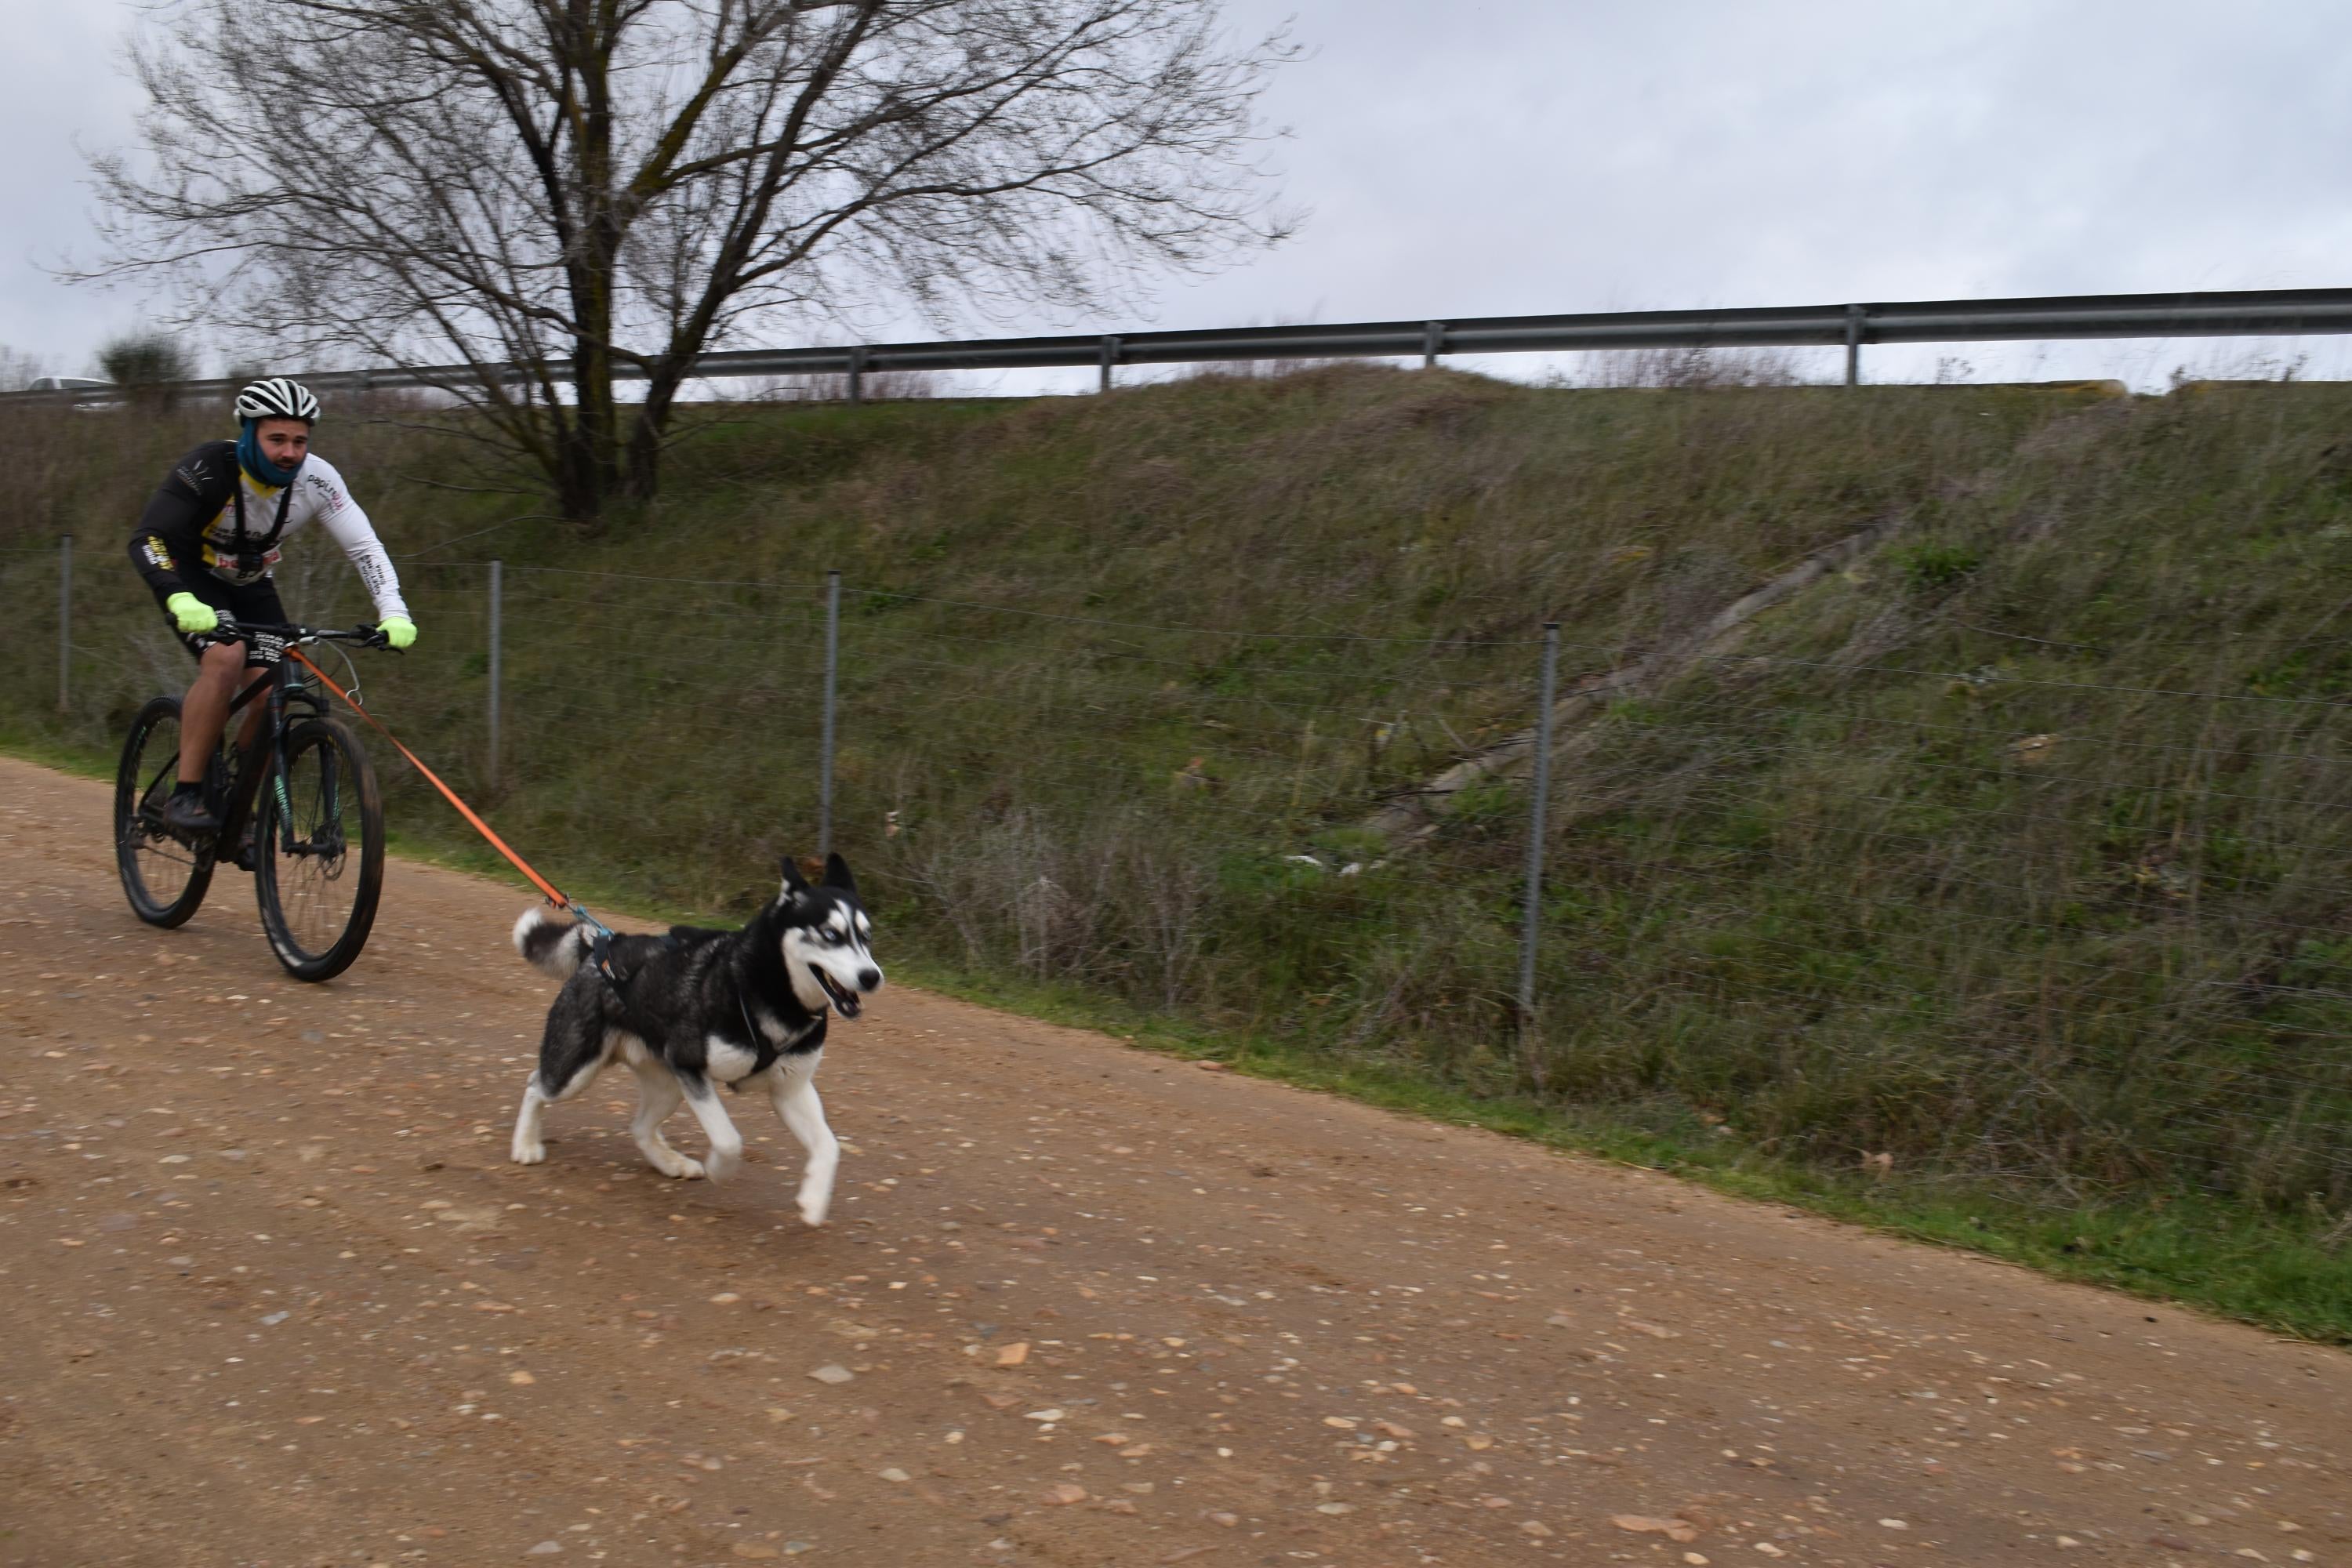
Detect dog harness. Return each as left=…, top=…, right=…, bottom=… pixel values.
left=587, top=923, right=673, bottom=992
left=584, top=924, right=818, bottom=1090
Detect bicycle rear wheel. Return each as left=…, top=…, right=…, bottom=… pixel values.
left=253, top=716, right=384, bottom=982
left=114, top=695, right=213, bottom=927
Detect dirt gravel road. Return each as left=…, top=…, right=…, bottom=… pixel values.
left=3, top=754, right=2350, bottom=1568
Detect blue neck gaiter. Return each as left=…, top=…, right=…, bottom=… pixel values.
left=236, top=419, right=303, bottom=488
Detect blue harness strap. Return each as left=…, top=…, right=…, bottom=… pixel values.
left=568, top=902, right=630, bottom=990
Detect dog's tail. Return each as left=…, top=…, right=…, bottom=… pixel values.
left=514, top=906, right=594, bottom=978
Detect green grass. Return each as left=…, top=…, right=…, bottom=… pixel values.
left=13, top=368, right=2352, bottom=1338
left=19, top=715, right=2352, bottom=1342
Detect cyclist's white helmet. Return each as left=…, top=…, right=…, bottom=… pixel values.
left=234, top=376, right=321, bottom=424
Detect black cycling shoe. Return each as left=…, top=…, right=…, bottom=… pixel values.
left=162, top=790, right=221, bottom=835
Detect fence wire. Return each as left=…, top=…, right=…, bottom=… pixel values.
left=12, top=544, right=2352, bottom=1221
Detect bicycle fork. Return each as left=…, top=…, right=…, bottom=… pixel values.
left=269, top=732, right=346, bottom=859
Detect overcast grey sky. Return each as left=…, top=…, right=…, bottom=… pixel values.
left=9, top=0, right=2352, bottom=387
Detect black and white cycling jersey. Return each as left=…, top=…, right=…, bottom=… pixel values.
left=126, top=439, right=409, bottom=620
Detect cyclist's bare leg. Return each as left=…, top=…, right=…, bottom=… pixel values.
left=176, top=642, right=269, bottom=783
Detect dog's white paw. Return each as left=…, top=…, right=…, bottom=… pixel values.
left=510, top=1138, right=546, bottom=1166
left=797, top=1185, right=832, bottom=1227
left=648, top=1152, right=705, bottom=1180
left=704, top=1144, right=742, bottom=1182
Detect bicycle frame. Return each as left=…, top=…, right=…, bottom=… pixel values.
left=150, top=621, right=379, bottom=862
left=212, top=654, right=327, bottom=862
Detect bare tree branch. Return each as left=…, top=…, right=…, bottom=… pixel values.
left=74, top=0, right=1294, bottom=521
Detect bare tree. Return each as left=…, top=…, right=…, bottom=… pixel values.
left=82, top=1, right=1294, bottom=521
left=0, top=344, right=52, bottom=393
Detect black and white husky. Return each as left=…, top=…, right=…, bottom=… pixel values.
left=507, top=855, right=883, bottom=1225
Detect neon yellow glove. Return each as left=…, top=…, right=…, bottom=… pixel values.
left=165, top=591, right=218, bottom=636
left=377, top=615, right=417, bottom=651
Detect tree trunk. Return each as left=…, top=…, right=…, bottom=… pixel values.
left=623, top=375, right=683, bottom=503
left=563, top=334, right=623, bottom=524
left=557, top=0, right=622, bottom=525
left=565, top=220, right=626, bottom=521
left=552, top=416, right=608, bottom=526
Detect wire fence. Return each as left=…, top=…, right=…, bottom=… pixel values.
left=16, top=536, right=2352, bottom=1221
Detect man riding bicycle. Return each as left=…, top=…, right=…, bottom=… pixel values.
left=125, top=376, right=418, bottom=835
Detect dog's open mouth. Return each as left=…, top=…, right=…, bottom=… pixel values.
left=816, top=970, right=863, bottom=1018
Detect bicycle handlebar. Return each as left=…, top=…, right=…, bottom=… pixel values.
left=198, top=614, right=396, bottom=651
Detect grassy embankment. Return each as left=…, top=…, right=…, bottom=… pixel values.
left=8, top=367, right=2352, bottom=1337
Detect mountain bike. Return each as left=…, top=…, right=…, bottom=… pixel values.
left=114, top=619, right=392, bottom=982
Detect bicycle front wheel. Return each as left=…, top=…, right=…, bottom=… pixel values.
left=114, top=695, right=214, bottom=927
left=254, top=716, right=384, bottom=982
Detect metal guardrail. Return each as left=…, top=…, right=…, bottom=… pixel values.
left=13, top=287, right=2352, bottom=405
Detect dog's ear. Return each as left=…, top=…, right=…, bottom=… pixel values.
left=780, top=856, right=811, bottom=898
left=822, top=851, right=858, bottom=900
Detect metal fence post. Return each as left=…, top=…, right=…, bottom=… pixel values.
left=1517, top=623, right=1561, bottom=1036
left=56, top=534, right=72, bottom=714
left=848, top=346, right=867, bottom=405
left=1098, top=336, right=1120, bottom=393
left=819, top=568, right=841, bottom=857
left=1423, top=321, right=1444, bottom=368
left=1845, top=303, right=1865, bottom=387
left=486, top=558, right=503, bottom=790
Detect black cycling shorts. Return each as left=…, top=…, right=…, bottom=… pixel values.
left=151, top=572, right=289, bottom=667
